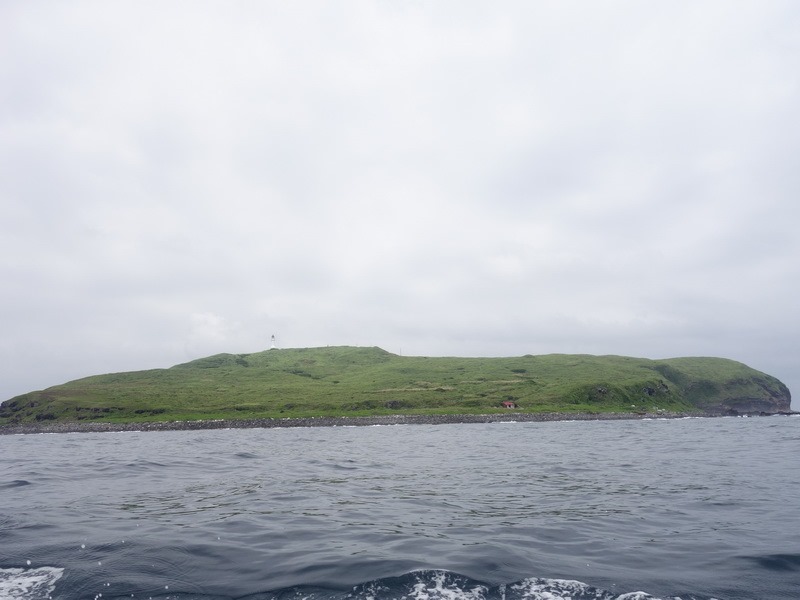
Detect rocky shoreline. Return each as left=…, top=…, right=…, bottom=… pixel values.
left=3, top=410, right=795, bottom=435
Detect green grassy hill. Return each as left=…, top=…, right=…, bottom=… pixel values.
left=0, top=346, right=791, bottom=426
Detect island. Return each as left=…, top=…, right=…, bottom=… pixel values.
left=0, top=346, right=792, bottom=434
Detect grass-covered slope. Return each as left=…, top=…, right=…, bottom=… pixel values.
left=0, top=346, right=791, bottom=426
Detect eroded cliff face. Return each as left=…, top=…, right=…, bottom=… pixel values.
left=703, top=376, right=792, bottom=415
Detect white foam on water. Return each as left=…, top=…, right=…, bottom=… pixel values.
left=408, top=571, right=489, bottom=600
left=0, top=567, right=64, bottom=600
left=349, top=572, right=668, bottom=600
left=508, top=578, right=604, bottom=600
left=506, top=578, right=660, bottom=600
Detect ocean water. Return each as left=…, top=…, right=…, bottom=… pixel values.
left=1, top=416, right=798, bottom=600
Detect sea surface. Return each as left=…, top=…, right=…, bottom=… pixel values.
left=1, top=416, right=799, bottom=600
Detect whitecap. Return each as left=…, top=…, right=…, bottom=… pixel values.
left=0, top=566, right=64, bottom=600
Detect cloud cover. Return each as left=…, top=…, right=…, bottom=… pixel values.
left=2, top=1, right=798, bottom=407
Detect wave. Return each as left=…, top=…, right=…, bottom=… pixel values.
left=0, top=479, right=32, bottom=489
left=0, top=567, right=64, bottom=600
left=237, top=571, right=711, bottom=600
left=2, top=568, right=722, bottom=600
left=739, top=552, right=800, bottom=572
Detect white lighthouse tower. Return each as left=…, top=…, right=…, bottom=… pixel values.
left=270, top=334, right=277, bottom=350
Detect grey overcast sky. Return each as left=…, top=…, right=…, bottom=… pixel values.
left=2, top=1, right=798, bottom=408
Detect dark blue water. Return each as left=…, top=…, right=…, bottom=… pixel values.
left=1, top=417, right=799, bottom=600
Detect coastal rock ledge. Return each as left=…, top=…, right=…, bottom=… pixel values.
left=1, top=411, right=797, bottom=436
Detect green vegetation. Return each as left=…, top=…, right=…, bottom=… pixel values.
left=0, top=346, right=791, bottom=426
